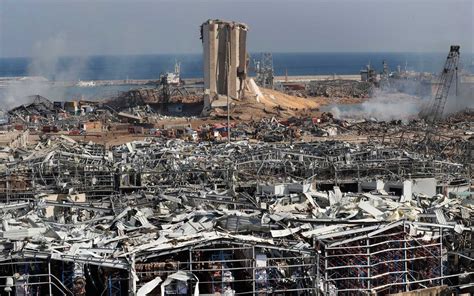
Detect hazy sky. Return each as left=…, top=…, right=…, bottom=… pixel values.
left=0, top=0, right=472, bottom=57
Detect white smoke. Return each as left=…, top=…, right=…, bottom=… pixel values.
left=0, top=34, right=87, bottom=108
left=0, top=79, right=50, bottom=108
left=28, top=35, right=67, bottom=79
left=28, top=34, right=87, bottom=81
left=444, top=89, right=474, bottom=114
left=330, top=90, right=425, bottom=121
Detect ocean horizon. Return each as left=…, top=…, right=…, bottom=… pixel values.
left=1, top=52, right=473, bottom=81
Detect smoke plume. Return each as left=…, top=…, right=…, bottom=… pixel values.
left=330, top=84, right=473, bottom=121
left=329, top=90, right=424, bottom=121
left=0, top=34, right=86, bottom=108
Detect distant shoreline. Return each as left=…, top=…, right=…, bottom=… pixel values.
left=0, top=75, right=362, bottom=88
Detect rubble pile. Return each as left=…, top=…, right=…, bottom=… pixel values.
left=5, top=95, right=117, bottom=134
left=223, top=112, right=473, bottom=166
left=105, top=88, right=203, bottom=113
left=307, top=80, right=373, bottom=98
left=0, top=132, right=471, bottom=295
left=3, top=135, right=469, bottom=195
left=8, top=95, right=57, bottom=124
left=0, top=94, right=472, bottom=295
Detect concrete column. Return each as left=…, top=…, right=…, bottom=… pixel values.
left=203, top=23, right=210, bottom=91
left=217, top=24, right=228, bottom=95
left=202, top=22, right=218, bottom=114
left=229, top=26, right=239, bottom=99
left=209, top=23, right=218, bottom=97
left=203, top=23, right=218, bottom=97
left=238, top=29, right=247, bottom=96
left=129, top=254, right=137, bottom=296
left=402, top=180, right=413, bottom=202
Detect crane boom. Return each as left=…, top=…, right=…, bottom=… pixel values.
left=423, top=45, right=460, bottom=123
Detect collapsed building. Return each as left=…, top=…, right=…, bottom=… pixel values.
left=8, top=95, right=57, bottom=124
left=105, top=88, right=204, bottom=117
left=0, top=62, right=472, bottom=294
left=0, top=125, right=471, bottom=295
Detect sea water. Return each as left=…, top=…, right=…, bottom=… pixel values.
left=1, top=52, right=473, bottom=80
left=0, top=52, right=472, bottom=102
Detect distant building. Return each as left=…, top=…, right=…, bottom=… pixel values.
left=360, top=64, right=377, bottom=83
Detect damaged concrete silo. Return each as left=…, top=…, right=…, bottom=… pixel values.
left=201, top=19, right=248, bottom=114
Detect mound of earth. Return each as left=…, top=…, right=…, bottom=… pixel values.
left=211, top=87, right=323, bottom=121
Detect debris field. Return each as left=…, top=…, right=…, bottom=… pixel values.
left=0, top=19, right=472, bottom=296
left=0, top=110, right=472, bottom=295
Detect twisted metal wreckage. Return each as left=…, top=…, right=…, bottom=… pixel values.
left=0, top=132, right=472, bottom=295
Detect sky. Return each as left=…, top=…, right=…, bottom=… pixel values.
left=0, top=0, right=472, bottom=58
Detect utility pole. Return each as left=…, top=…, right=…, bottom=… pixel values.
left=227, top=93, right=230, bottom=143
left=226, top=32, right=231, bottom=143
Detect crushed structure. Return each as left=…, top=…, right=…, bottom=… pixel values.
left=0, top=118, right=472, bottom=295
left=307, top=79, right=373, bottom=98
left=0, top=20, right=472, bottom=296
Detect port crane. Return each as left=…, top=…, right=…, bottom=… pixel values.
left=420, top=45, right=460, bottom=154
left=422, top=45, right=460, bottom=123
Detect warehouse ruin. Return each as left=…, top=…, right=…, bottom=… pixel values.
left=0, top=125, right=472, bottom=295
left=0, top=20, right=472, bottom=296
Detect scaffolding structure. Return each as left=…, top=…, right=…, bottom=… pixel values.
left=135, top=240, right=317, bottom=295
left=318, top=221, right=447, bottom=295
